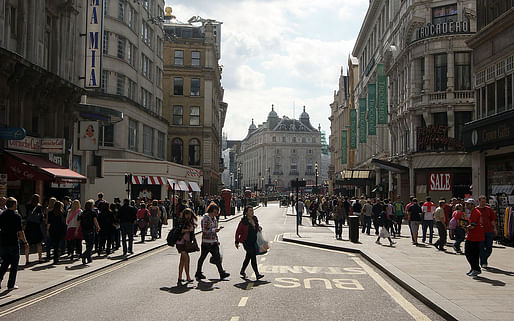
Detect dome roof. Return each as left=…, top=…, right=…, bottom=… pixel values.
left=299, top=106, right=309, bottom=120
left=248, top=118, right=257, bottom=130
left=267, top=104, right=278, bottom=119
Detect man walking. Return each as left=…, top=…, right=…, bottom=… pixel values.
left=464, top=198, right=484, bottom=276
left=372, top=198, right=383, bottom=235
left=195, top=203, right=230, bottom=281
left=433, top=200, right=447, bottom=251
left=119, top=199, right=137, bottom=256
left=421, top=197, right=435, bottom=243
left=477, top=195, right=496, bottom=269
left=361, top=199, right=373, bottom=235
left=0, top=197, right=29, bottom=289
left=296, top=199, right=304, bottom=225
left=408, top=198, right=422, bottom=245
left=392, top=196, right=404, bottom=237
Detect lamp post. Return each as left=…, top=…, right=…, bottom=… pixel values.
left=237, top=164, right=241, bottom=196
left=315, top=162, right=319, bottom=195
left=230, top=173, right=233, bottom=190
left=261, top=176, right=264, bottom=191
left=267, top=167, right=271, bottom=185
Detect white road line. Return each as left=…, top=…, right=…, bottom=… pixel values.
left=238, top=297, right=248, bottom=307
left=260, top=257, right=266, bottom=262
left=275, top=240, right=355, bottom=256
left=351, top=257, right=431, bottom=321
left=230, top=317, right=240, bottom=321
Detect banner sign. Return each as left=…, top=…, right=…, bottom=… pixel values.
left=7, top=136, right=64, bottom=154
left=85, top=0, right=103, bottom=88
left=79, top=121, right=99, bottom=151
left=350, top=109, right=357, bottom=149
left=377, top=64, right=388, bottom=124
left=429, top=173, right=452, bottom=191
left=417, top=125, right=464, bottom=150
left=368, top=84, right=376, bottom=135
left=359, top=98, right=367, bottom=143
left=41, top=138, right=65, bottom=154
left=341, top=130, right=348, bottom=165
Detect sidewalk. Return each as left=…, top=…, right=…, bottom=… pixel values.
left=282, top=207, right=514, bottom=321
left=0, top=211, right=246, bottom=307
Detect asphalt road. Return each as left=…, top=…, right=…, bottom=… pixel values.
left=0, top=203, right=443, bottom=321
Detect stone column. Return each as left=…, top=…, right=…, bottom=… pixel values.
left=447, top=106, right=455, bottom=138
left=447, top=51, right=454, bottom=92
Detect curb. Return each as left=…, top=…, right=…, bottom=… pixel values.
left=282, top=235, right=480, bottom=321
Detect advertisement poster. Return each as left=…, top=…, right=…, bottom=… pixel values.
left=79, top=121, right=99, bottom=151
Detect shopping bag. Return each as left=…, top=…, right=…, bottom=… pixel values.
left=379, top=227, right=390, bottom=239
left=256, top=231, right=269, bottom=255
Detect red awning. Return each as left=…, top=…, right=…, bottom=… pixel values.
left=131, top=175, right=165, bottom=185
left=5, top=151, right=87, bottom=184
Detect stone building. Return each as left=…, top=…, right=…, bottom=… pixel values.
left=238, top=106, right=321, bottom=192
left=463, top=1, right=514, bottom=199
left=162, top=8, right=227, bottom=195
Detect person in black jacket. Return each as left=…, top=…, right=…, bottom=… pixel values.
left=97, top=202, right=114, bottom=255
left=46, top=201, right=67, bottom=264
left=118, top=199, right=137, bottom=256
left=372, top=199, right=383, bottom=235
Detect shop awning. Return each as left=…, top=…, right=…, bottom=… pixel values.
left=491, top=185, right=514, bottom=195
left=4, top=151, right=86, bottom=184
left=371, top=158, right=408, bottom=173
left=336, top=170, right=373, bottom=186
left=167, top=178, right=187, bottom=191
left=188, top=181, right=201, bottom=192
left=178, top=180, right=189, bottom=191
left=131, top=176, right=165, bottom=185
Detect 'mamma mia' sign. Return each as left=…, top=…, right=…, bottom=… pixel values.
left=85, top=0, right=104, bottom=88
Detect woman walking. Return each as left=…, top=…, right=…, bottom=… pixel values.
left=235, top=206, right=264, bottom=280
left=175, top=208, right=198, bottom=284
left=79, top=200, right=100, bottom=264
left=148, top=200, right=161, bottom=241
left=333, top=199, right=345, bottom=240
left=451, top=204, right=467, bottom=254
left=98, top=202, right=114, bottom=254
left=65, top=200, right=83, bottom=260
left=46, top=201, right=67, bottom=264
left=136, top=203, right=150, bottom=243
left=24, top=194, right=44, bottom=264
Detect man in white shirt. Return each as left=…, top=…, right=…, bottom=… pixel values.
left=421, top=197, right=435, bottom=243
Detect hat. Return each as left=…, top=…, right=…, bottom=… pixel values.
left=465, top=198, right=475, bottom=204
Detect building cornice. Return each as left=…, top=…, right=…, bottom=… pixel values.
left=353, top=0, right=383, bottom=55
left=466, top=9, right=514, bottom=49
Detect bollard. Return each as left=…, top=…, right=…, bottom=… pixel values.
left=348, top=215, right=360, bottom=243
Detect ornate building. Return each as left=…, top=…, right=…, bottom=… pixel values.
left=162, top=8, right=227, bottom=195
left=238, top=106, right=321, bottom=192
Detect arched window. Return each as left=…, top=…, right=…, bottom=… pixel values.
left=171, top=138, right=183, bottom=164
left=188, top=138, right=200, bottom=166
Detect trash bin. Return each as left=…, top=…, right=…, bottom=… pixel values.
left=348, top=215, right=359, bottom=243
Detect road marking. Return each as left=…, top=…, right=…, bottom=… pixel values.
left=351, top=257, right=431, bottom=321
left=246, top=282, right=254, bottom=290
left=276, top=240, right=355, bottom=256
left=260, top=257, right=266, bottom=262
left=238, top=297, right=248, bottom=307
left=230, top=317, right=240, bottom=321
left=0, top=247, right=168, bottom=317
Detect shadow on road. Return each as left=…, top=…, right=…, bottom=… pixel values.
left=485, top=267, right=514, bottom=276
left=195, top=280, right=220, bottom=291
left=473, top=276, right=506, bottom=286
left=233, top=279, right=270, bottom=290
left=160, top=285, right=193, bottom=294
left=65, top=264, right=89, bottom=271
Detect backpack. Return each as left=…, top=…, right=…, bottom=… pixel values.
left=166, top=225, right=183, bottom=247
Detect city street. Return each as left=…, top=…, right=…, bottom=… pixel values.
left=0, top=204, right=442, bottom=321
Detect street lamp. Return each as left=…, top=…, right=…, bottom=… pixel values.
left=230, top=172, right=233, bottom=190
left=315, top=162, right=319, bottom=195
left=261, top=176, right=264, bottom=191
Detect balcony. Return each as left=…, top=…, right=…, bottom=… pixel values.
left=454, top=90, right=474, bottom=100
left=289, top=170, right=299, bottom=176
left=429, top=92, right=447, bottom=101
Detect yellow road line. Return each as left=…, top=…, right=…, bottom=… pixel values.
left=351, top=257, right=431, bottom=321
left=229, top=317, right=240, bottom=321
left=238, top=297, right=248, bottom=307
left=0, top=247, right=168, bottom=317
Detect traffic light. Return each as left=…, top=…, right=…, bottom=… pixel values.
left=124, top=173, right=132, bottom=184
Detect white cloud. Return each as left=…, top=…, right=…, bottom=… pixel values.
left=234, top=65, right=266, bottom=90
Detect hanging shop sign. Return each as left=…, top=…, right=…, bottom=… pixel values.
left=416, top=125, right=464, bottom=150
left=341, top=130, right=348, bottom=165
left=415, top=20, right=471, bottom=42
left=350, top=109, right=357, bottom=149
left=377, top=64, right=388, bottom=124
left=85, top=0, right=104, bottom=88
left=359, top=98, right=367, bottom=143
left=367, top=84, right=377, bottom=135
left=429, top=173, right=452, bottom=191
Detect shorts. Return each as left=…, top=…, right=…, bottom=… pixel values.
left=410, top=221, right=421, bottom=232
left=176, top=243, right=186, bottom=253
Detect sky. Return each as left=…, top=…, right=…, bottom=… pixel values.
left=164, top=0, right=369, bottom=140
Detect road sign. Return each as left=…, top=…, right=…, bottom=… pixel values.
left=0, top=127, right=26, bottom=140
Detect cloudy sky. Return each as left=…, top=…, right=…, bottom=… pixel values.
left=164, top=0, right=369, bottom=140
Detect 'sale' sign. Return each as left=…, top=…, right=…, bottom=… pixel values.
left=429, top=173, right=452, bottom=191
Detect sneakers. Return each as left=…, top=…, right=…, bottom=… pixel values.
left=481, top=263, right=488, bottom=269
left=467, top=270, right=481, bottom=277
left=375, top=240, right=381, bottom=245
left=195, top=272, right=206, bottom=281
left=219, top=271, right=230, bottom=280
left=256, top=274, right=265, bottom=280
left=7, top=285, right=19, bottom=290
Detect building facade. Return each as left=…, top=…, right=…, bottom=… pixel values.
left=162, top=8, right=227, bottom=196
left=463, top=1, right=514, bottom=203
left=239, top=106, right=321, bottom=192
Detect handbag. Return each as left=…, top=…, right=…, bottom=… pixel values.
left=184, top=235, right=200, bottom=253
left=256, top=231, right=269, bottom=255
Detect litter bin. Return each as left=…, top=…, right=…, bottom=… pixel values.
left=348, top=215, right=359, bottom=243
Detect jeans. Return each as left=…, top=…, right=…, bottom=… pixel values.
left=480, top=232, right=494, bottom=266
left=196, top=243, right=224, bottom=275
left=82, top=231, right=95, bottom=262
left=362, top=216, right=372, bottom=234
left=434, top=221, right=447, bottom=250
left=453, top=228, right=465, bottom=252
left=335, top=219, right=343, bottom=238
left=393, top=216, right=403, bottom=236
left=241, top=243, right=259, bottom=275
left=372, top=215, right=379, bottom=235
left=0, top=245, right=20, bottom=288
left=465, top=240, right=481, bottom=272
left=297, top=212, right=303, bottom=225
left=114, top=228, right=121, bottom=249
left=422, top=220, right=434, bottom=243
left=120, top=223, right=134, bottom=254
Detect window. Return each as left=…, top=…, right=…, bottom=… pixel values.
left=103, top=32, right=109, bottom=55
left=292, top=137, right=296, bottom=143
left=155, top=98, right=162, bottom=115
left=190, top=78, right=200, bottom=96
left=116, top=73, right=125, bottom=96
left=312, top=137, right=316, bottom=143
left=174, top=50, right=184, bottom=65
left=117, top=35, right=126, bottom=59
left=498, top=77, right=506, bottom=112
left=128, top=119, right=138, bottom=151
left=272, top=136, right=276, bottom=142
left=190, top=106, right=200, bottom=125
left=156, top=67, right=162, bottom=88
left=487, top=83, right=495, bottom=116
left=433, top=112, right=448, bottom=126
left=141, top=54, right=152, bottom=79
left=101, top=70, right=109, bottom=93
left=290, top=160, right=298, bottom=174
left=141, top=22, right=152, bottom=47
left=282, top=137, right=285, bottom=142
left=308, top=149, right=312, bottom=154
left=302, top=137, right=306, bottom=143
left=99, top=124, right=114, bottom=147
left=156, top=37, right=162, bottom=58
left=173, top=106, right=183, bottom=125
left=10, top=6, right=17, bottom=36
left=157, top=131, right=165, bottom=159
left=173, top=77, right=183, bottom=95
left=432, top=4, right=457, bottom=24
left=127, top=42, right=136, bottom=66
left=128, top=5, right=137, bottom=30
left=172, top=138, right=183, bottom=164
left=192, top=51, right=200, bottom=66
left=454, top=111, right=472, bottom=142
left=140, top=87, right=152, bottom=109
left=434, top=53, right=448, bottom=91
left=189, top=139, right=201, bottom=165
left=508, top=74, right=513, bottom=110
left=143, top=125, right=153, bottom=156
left=455, top=52, right=471, bottom=90
left=118, top=0, right=125, bottom=21
left=128, top=78, right=136, bottom=101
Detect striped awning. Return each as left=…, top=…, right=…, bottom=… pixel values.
left=178, top=180, right=189, bottom=191
left=131, top=176, right=166, bottom=185
left=188, top=181, right=201, bottom=192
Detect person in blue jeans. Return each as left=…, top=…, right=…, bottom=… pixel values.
left=119, top=199, right=137, bottom=256
left=361, top=199, right=373, bottom=235
left=78, top=200, right=101, bottom=264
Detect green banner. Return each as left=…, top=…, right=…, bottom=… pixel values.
left=377, top=64, right=388, bottom=124
left=341, top=130, right=347, bottom=165
left=350, top=109, right=357, bottom=149
left=359, top=98, right=367, bottom=143
left=368, top=84, right=376, bottom=135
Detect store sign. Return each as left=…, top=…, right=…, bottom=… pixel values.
left=367, top=84, right=376, bottom=135
left=463, top=115, right=514, bottom=151
left=85, top=0, right=103, bottom=88
left=358, top=98, right=367, bottom=143
left=417, top=125, right=464, bottom=150
left=415, top=21, right=470, bottom=41
left=41, top=138, right=65, bottom=154
left=429, top=173, right=452, bottom=191
left=350, top=109, right=357, bottom=149
left=7, top=136, right=65, bottom=154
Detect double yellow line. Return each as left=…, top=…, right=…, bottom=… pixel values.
left=0, top=247, right=168, bottom=317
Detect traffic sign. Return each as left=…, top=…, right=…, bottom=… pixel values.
left=0, top=127, right=26, bottom=140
